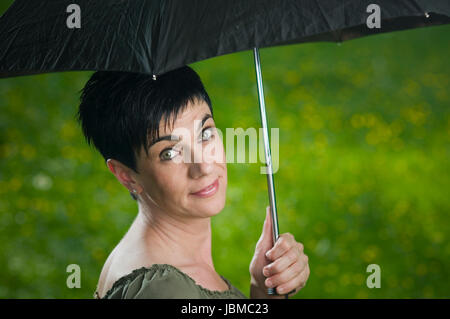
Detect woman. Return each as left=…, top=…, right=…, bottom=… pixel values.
left=76, top=66, right=310, bottom=299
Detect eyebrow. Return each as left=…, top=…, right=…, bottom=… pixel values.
left=148, top=113, right=213, bottom=148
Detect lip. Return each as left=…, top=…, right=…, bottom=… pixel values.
left=191, top=178, right=219, bottom=197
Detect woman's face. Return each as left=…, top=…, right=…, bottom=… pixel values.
left=135, top=99, right=227, bottom=219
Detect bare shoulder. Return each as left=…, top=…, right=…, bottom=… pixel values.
left=96, top=238, right=157, bottom=298
left=95, top=244, right=121, bottom=298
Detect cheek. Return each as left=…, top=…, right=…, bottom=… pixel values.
left=158, top=166, right=189, bottom=200
left=217, top=163, right=227, bottom=195
left=144, top=165, right=186, bottom=201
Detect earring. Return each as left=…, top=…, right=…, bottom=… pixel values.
left=132, top=189, right=137, bottom=193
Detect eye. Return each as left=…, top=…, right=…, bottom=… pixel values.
left=160, top=148, right=180, bottom=161
left=201, top=127, right=215, bottom=141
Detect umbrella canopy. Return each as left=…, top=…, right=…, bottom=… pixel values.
left=0, top=0, right=449, bottom=78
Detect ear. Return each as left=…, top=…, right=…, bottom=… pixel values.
left=106, top=159, right=140, bottom=192
left=106, top=158, right=117, bottom=175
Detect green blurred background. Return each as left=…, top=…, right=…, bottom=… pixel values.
left=0, top=1, right=449, bottom=298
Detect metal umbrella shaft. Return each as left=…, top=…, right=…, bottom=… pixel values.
left=253, top=47, right=285, bottom=297
left=253, top=47, right=280, bottom=246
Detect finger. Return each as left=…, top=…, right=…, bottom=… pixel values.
left=264, top=258, right=303, bottom=289
left=276, top=263, right=310, bottom=295
left=263, top=246, right=300, bottom=277
left=265, top=233, right=296, bottom=261
left=255, top=206, right=273, bottom=252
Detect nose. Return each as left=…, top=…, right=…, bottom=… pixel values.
left=189, top=145, right=215, bottom=179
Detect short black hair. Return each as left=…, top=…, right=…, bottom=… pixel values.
left=76, top=66, right=213, bottom=200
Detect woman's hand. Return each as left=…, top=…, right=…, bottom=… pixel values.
left=249, top=206, right=310, bottom=298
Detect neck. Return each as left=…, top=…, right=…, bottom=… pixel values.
left=127, top=204, right=215, bottom=270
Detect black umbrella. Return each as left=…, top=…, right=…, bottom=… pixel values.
left=1, top=0, right=449, bottom=78
left=1, top=0, right=449, bottom=297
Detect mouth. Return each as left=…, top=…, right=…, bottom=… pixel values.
left=191, top=178, right=219, bottom=198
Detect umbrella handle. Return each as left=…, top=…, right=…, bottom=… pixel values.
left=253, top=47, right=289, bottom=298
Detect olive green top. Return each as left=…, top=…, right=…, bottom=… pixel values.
left=94, top=263, right=248, bottom=299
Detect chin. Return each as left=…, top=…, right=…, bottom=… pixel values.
left=196, top=192, right=226, bottom=217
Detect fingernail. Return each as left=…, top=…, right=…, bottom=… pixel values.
left=265, top=250, right=270, bottom=258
